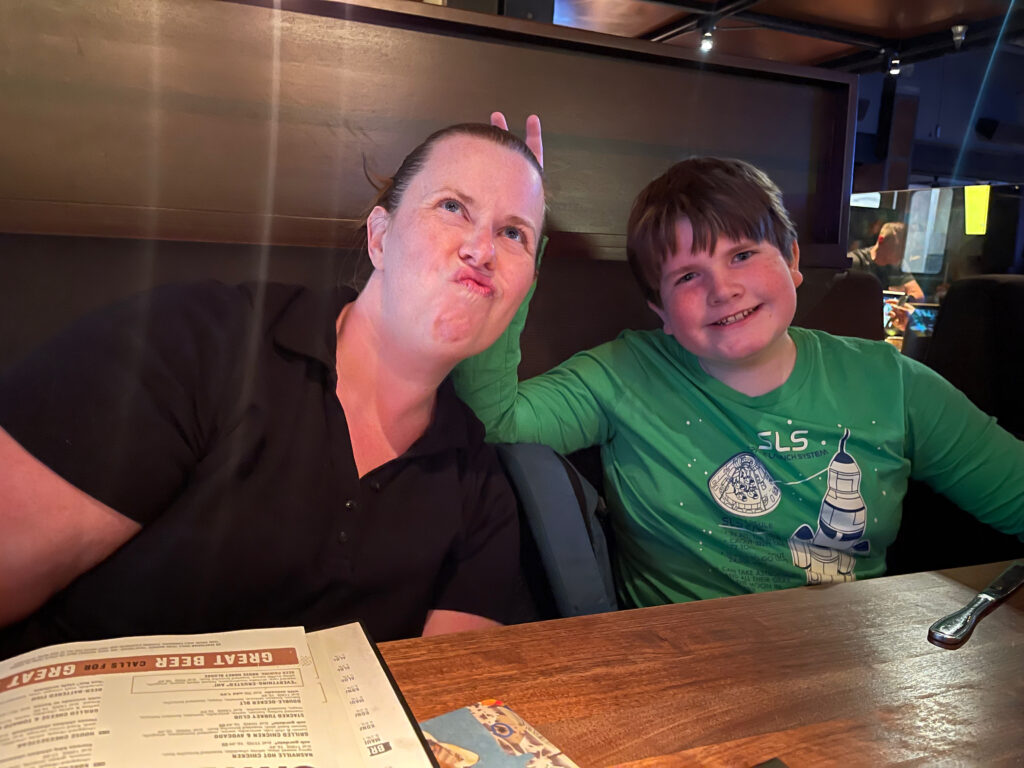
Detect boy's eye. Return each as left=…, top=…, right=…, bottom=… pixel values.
left=440, top=199, right=463, bottom=214
left=733, top=250, right=755, bottom=263
left=675, top=272, right=698, bottom=285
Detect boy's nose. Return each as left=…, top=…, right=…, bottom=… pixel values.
left=707, top=271, right=743, bottom=303
left=459, top=226, right=496, bottom=270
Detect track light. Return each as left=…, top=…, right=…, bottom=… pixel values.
left=888, top=53, right=901, bottom=76
left=700, top=30, right=714, bottom=53
left=951, top=24, right=967, bottom=50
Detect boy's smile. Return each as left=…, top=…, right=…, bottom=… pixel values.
left=650, top=218, right=803, bottom=395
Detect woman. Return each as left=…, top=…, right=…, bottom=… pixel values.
left=0, top=119, right=545, bottom=656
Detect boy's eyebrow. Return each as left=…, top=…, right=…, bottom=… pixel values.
left=661, top=261, right=702, bottom=281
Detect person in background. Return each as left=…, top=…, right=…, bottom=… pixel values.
left=847, top=221, right=925, bottom=300
left=454, top=152, right=1024, bottom=610
left=0, top=118, right=545, bottom=657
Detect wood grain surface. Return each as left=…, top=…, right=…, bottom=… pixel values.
left=380, top=562, right=1024, bottom=767
left=0, top=0, right=853, bottom=265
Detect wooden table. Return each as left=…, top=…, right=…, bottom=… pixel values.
left=380, top=562, right=1024, bottom=767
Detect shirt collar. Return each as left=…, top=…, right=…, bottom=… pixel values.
left=270, top=284, right=474, bottom=454
left=271, top=283, right=355, bottom=370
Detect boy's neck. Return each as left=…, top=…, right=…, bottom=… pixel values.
left=698, top=331, right=798, bottom=397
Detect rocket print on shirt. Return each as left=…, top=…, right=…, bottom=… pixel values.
left=788, top=429, right=871, bottom=585
left=707, top=429, right=873, bottom=587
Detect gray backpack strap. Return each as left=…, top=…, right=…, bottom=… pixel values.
left=496, top=443, right=618, bottom=616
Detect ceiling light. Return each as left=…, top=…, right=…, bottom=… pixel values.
left=888, top=53, right=901, bottom=76
left=952, top=24, right=967, bottom=50
left=700, top=30, right=714, bottom=53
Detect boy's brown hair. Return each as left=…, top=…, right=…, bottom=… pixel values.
left=626, top=157, right=798, bottom=306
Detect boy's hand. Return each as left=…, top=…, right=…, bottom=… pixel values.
left=490, top=112, right=544, bottom=169
left=490, top=112, right=546, bottom=270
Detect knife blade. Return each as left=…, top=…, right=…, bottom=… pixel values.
left=928, top=561, right=1024, bottom=650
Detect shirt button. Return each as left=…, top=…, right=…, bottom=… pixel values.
left=338, top=530, right=349, bottom=543
left=345, top=499, right=357, bottom=511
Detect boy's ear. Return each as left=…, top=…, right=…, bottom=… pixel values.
left=647, top=300, right=673, bottom=335
left=366, top=206, right=390, bottom=270
left=788, top=241, right=803, bottom=289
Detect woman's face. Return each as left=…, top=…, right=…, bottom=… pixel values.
left=366, top=134, right=544, bottom=361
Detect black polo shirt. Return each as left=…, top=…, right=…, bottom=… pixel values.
left=0, top=281, right=527, bottom=657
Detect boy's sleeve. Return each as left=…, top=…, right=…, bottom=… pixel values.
left=451, top=283, right=613, bottom=455
left=902, top=355, right=1024, bottom=537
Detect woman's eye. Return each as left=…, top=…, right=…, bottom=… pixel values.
left=500, top=226, right=525, bottom=243
left=441, top=199, right=463, bottom=214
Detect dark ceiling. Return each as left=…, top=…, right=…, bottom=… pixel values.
left=538, top=0, right=1024, bottom=72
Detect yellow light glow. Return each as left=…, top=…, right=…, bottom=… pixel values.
left=964, top=185, right=990, bottom=235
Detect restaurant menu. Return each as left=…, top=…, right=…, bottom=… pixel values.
left=0, top=623, right=437, bottom=768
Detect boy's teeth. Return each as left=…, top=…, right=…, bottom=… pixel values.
left=715, top=307, right=756, bottom=326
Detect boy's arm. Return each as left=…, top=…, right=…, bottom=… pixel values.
left=903, top=356, right=1024, bottom=536
left=452, top=282, right=613, bottom=455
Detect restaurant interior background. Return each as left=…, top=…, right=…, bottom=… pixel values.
left=1, top=0, right=1022, bottom=572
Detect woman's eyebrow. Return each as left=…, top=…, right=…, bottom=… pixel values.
left=433, top=186, right=475, bottom=205
left=432, top=186, right=538, bottom=238
left=505, top=214, right=538, bottom=238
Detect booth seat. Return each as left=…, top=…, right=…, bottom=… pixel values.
left=887, top=274, right=1024, bottom=575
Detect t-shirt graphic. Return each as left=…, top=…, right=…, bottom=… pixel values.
left=708, top=453, right=781, bottom=517
left=788, top=428, right=871, bottom=585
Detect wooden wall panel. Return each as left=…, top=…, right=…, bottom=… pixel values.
left=0, top=0, right=855, bottom=264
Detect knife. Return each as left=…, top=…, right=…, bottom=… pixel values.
left=928, top=561, right=1024, bottom=650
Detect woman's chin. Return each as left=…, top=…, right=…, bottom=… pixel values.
left=430, top=313, right=483, bottom=352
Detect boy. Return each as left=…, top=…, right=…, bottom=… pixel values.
left=453, top=156, right=1024, bottom=609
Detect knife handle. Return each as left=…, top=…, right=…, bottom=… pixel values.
left=928, top=594, right=995, bottom=650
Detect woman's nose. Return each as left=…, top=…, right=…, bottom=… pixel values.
left=459, top=226, right=496, bottom=269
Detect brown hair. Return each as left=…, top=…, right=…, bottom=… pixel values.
left=369, top=122, right=544, bottom=214
left=626, top=157, right=797, bottom=306
left=877, top=221, right=906, bottom=247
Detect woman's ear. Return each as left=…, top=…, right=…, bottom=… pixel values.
left=366, top=206, right=390, bottom=270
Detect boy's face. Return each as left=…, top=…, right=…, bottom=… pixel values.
left=649, top=218, right=802, bottom=375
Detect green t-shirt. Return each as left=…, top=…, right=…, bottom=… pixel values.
left=453, top=297, right=1024, bottom=608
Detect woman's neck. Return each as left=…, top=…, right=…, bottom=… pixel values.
left=333, top=294, right=449, bottom=477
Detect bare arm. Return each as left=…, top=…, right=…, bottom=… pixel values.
left=422, top=609, right=500, bottom=637
left=891, top=278, right=925, bottom=300
left=0, top=427, right=140, bottom=628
